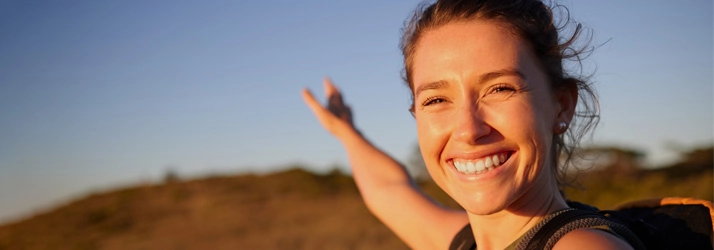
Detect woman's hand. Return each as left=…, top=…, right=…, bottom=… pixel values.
left=302, top=78, right=358, bottom=139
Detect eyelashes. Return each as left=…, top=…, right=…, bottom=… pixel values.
left=421, top=96, right=446, bottom=107
left=419, top=84, right=516, bottom=108
left=489, top=83, right=516, bottom=94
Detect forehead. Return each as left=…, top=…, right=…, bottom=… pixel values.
left=411, top=20, right=539, bottom=86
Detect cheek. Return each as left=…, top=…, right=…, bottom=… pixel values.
left=487, top=100, right=538, bottom=136
left=507, top=97, right=552, bottom=133
left=489, top=100, right=550, bottom=161
left=511, top=99, right=556, bottom=169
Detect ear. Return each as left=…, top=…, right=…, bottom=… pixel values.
left=553, top=80, right=579, bottom=132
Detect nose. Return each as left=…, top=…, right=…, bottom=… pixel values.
left=451, top=100, right=491, bottom=144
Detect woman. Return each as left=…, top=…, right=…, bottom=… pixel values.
left=303, top=0, right=634, bottom=249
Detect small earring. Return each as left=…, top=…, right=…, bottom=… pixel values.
left=557, top=121, right=567, bottom=133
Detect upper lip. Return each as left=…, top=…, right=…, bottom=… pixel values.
left=445, top=148, right=514, bottom=163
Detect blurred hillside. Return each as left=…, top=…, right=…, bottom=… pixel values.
left=0, top=146, right=711, bottom=249
left=565, top=146, right=713, bottom=208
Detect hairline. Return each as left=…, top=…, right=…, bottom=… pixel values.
left=405, top=17, right=531, bottom=90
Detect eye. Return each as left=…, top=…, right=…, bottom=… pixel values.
left=421, top=96, right=446, bottom=107
left=489, top=84, right=516, bottom=94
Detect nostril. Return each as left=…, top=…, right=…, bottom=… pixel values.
left=452, top=120, right=492, bottom=144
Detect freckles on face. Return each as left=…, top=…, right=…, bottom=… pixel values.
left=410, top=20, right=560, bottom=213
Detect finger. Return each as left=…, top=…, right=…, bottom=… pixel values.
left=301, top=88, right=326, bottom=116
left=325, top=80, right=348, bottom=110
left=323, top=77, right=338, bottom=97
left=324, top=78, right=344, bottom=103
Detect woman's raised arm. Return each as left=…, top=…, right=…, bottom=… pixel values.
left=302, top=78, right=468, bottom=250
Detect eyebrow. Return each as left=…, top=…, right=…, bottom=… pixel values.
left=414, top=69, right=526, bottom=98
left=479, top=69, right=526, bottom=84
left=414, top=80, right=449, bottom=98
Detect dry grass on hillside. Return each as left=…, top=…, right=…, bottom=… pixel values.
left=0, top=151, right=711, bottom=250
left=0, top=169, right=415, bottom=250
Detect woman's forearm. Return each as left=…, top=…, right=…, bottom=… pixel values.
left=301, top=81, right=468, bottom=249
left=336, top=128, right=467, bottom=250
left=339, top=129, right=415, bottom=199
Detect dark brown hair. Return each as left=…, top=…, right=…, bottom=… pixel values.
left=400, top=0, right=599, bottom=191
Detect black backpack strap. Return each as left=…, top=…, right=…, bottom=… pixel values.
left=449, top=224, right=476, bottom=250
left=520, top=209, right=646, bottom=250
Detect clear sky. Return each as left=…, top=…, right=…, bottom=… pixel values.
left=0, top=0, right=711, bottom=223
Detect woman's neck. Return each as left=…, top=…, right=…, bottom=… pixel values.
left=466, top=181, right=568, bottom=250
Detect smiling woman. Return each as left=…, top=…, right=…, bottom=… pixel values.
left=302, top=0, right=637, bottom=250
left=412, top=20, right=573, bottom=218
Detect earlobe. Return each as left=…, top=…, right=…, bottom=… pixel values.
left=554, top=121, right=568, bottom=134
left=553, top=81, right=579, bottom=134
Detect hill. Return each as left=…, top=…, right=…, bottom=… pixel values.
left=0, top=169, right=413, bottom=249
left=565, top=146, right=713, bottom=208
left=0, top=148, right=711, bottom=249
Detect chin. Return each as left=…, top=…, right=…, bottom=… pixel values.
left=441, top=181, right=514, bottom=216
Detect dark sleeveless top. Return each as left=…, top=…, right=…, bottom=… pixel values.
left=448, top=208, right=638, bottom=250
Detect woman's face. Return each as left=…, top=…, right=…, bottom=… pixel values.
left=411, top=20, right=566, bottom=215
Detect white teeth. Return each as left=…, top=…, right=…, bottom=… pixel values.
left=453, top=153, right=508, bottom=174
left=455, top=162, right=464, bottom=172
left=474, top=160, right=485, bottom=172
left=492, top=155, right=500, bottom=166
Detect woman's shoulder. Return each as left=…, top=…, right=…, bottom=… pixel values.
left=552, top=228, right=634, bottom=250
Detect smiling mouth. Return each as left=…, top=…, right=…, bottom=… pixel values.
left=453, top=152, right=512, bottom=174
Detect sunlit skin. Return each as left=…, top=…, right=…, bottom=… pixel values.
left=411, top=19, right=574, bottom=245
left=304, top=16, right=632, bottom=250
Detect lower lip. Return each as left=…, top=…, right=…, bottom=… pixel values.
left=448, top=156, right=511, bottom=182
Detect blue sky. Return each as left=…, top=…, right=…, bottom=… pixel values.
left=0, top=0, right=711, bottom=223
